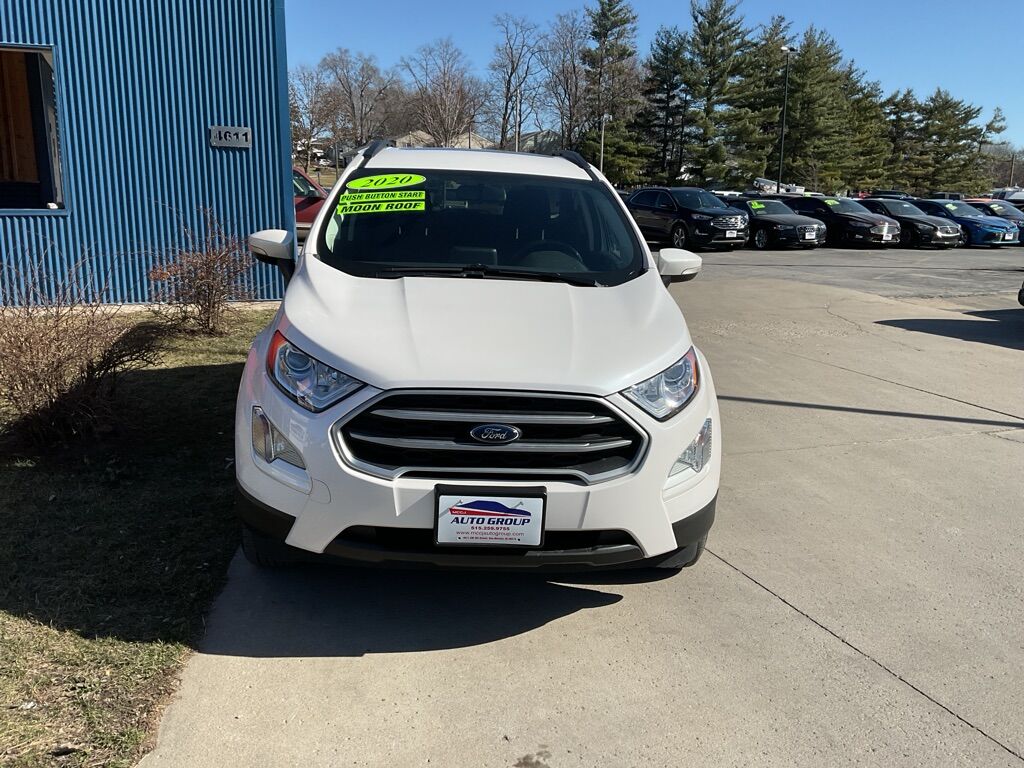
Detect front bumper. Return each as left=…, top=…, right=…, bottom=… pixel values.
left=235, top=335, right=722, bottom=569
left=918, top=229, right=960, bottom=246
left=974, top=228, right=1019, bottom=245
left=692, top=227, right=748, bottom=247
left=771, top=229, right=826, bottom=247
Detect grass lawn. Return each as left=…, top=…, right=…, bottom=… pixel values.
left=0, top=308, right=276, bottom=766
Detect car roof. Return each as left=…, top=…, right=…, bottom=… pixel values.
left=362, top=147, right=592, bottom=181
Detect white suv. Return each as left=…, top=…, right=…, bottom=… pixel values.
left=238, top=145, right=720, bottom=571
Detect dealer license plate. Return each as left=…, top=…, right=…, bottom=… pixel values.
left=804, top=231, right=816, bottom=240
left=1005, top=232, right=1015, bottom=241
left=882, top=234, right=893, bottom=241
left=435, top=486, right=545, bottom=547
left=726, top=230, right=737, bottom=238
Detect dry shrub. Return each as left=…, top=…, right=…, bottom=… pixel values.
left=148, top=210, right=253, bottom=335
left=0, top=258, right=166, bottom=445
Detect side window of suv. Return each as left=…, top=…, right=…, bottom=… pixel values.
left=655, top=192, right=675, bottom=210
left=631, top=190, right=658, bottom=207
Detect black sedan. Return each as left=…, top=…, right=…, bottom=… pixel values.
left=734, top=198, right=826, bottom=249
left=781, top=195, right=901, bottom=247
left=860, top=198, right=960, bottom=248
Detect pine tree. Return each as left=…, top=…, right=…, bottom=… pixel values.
left=839, top=67, right=891, bottom=191
left=582, top=0, right=640, bottom=127
left=739, top=16, right=791, bottom=186
left=882, top=89, right=932, bottom=194
left=580, top=120, right=649, bottom=185
left=633, top=26, right=692, bottom=184
left=680, top=0, right=755, bottom=187
left=918, top=89, right=990, bottom=193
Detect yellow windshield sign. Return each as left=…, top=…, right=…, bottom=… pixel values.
left=336, top=199, right=425, bottom=216
left=750, top=201, right=765, bottom=209
left=824, top=199, right=839, bottom=206
left=347, top=173, right=426, bottom=190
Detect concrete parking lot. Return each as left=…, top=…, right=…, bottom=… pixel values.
left=141, top=247, right=1024, bottom=768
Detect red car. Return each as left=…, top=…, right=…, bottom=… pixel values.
left=292, top=166, right=327, bottom=241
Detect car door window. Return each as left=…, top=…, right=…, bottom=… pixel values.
left=655, top=192, right=675, bottom=211
left=631, top=190, right=657, bottom=207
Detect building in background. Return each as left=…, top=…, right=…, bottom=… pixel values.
left=0, top=0, right=292, bottom=302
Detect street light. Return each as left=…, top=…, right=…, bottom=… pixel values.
left=600, top=113, right=611, bottom=173
left=777, top=45, right=797, bottom=194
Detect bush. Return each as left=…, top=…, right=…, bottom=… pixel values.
left=0, top=259, right=166, bottom=445
left=148, top=210, right=253, bottom=335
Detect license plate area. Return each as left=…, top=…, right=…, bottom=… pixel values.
left=804, top=231, right=816, bottom=240
left=435, top=485, right=546, bottom=548
left=726, top=230, right=737, bottom=238
left=882, top=233, right=893, bottom=241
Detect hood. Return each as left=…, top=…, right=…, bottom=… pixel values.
left=697, top=207, right=745, bottom=218
left=962, top=214, right=1016, bottom=229
left=278, top=257, right=692, bottom=396
left=756, top=213, right=820, bottom=226
left=837, top=212, right=897, bottom=227
left=889, top=213, right=953, bottom=228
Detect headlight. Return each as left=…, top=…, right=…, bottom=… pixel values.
left=915, top=222, right=935, bottom=231
left=267, top=331, right=364, bottom=412
left=774, top=224, right=796, bottom=231
left=692, top=214, right=711, bottom=221
left=622, top=347, right=700, bottom=420
left=849, top=221, right=871, bottom=228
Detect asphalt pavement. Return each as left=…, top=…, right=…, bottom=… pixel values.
left=140, top=247, right=1024, bottom=768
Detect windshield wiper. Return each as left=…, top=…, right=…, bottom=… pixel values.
left=374, top=264, right=601, bottom=286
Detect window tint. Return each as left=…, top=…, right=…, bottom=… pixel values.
left=655, top=192, right=674, bottom=209
left=671, top=190, right=728, bottom=209
left=318, top=169, right=645, bottom=287
left=631, top=190, right=658, bottom=207
left=0, top=47, right=63, bottom=209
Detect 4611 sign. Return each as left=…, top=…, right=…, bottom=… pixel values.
left=210, top=126, right=251, bottom=148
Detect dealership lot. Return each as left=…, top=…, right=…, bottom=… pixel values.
left=142, top=248, right=1024, bottom=768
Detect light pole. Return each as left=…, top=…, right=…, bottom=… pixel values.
left=777, top=45, right=796, bottom=193
left=599, top=113, right=611, bottom=173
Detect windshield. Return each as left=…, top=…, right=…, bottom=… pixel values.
left=671, top=190, right=729, bottom=209
left=316, top=169, right=644, bottom=286
left=989, top=202, right=1024, bottom=218
left=884, top=201, right=926, bottom=216
left=747, top=200, right=794, bottom=216
left=823, top=198, right=870, bottom=214
left=942, top=202, right=983, bottom=217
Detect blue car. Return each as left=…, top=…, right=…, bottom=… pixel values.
left=914, top=199, right=1019, bottom=247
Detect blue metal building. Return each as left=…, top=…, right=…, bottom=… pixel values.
left=0, top=0, right=291, bottom=301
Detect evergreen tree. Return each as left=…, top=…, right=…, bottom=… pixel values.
left=918, top=88, right=991, bottom=193
left=882, top=89, right=932, bottom=193
left=680, top=0, right=755, bottom=187
left=839, top=67, right=891, bottom=191
left=582, top=0, right=640, bottom=127
left=633, top=26, right=692, bottom=184
left=580, top=119, right=649, bottom=185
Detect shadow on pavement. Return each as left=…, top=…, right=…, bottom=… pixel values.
left=200, top=555, right=626, bottom=657
left=718, top=395, right=1024, bottom=429
left=876, top=309, right=1024, bottom=351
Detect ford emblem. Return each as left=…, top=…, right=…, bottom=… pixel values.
left=469, top=423, right=521, bottom=444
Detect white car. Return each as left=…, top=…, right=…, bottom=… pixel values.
left=237, top=144, right=720, bottom=571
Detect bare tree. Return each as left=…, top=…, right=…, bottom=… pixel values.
left=401, top=38, right=485, bottom=148
left=487, top=15, right=542, bottom=150
left=289, top=64, right=336, bottom=170
left=320, top=49, right=397, bottom=147
left=539, top=12, right=589, bottom=151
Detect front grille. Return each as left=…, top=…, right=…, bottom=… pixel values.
left=712, top=215, right=744, bottom=229
left=335, top=391, right=647, bottom=484
left=870, top=224, right=898, bottom=235
left=797, top=225, right=818, bottom=236
left=938, top=226, right=959, bottom=235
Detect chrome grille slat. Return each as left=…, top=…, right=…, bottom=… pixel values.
left=372, top=408, right=614, bottom=425
left=347, top=432, right=634, bottom=453
left=334, top=390, right=648, bottom=484
left=712, top=215, right=744, bottom=229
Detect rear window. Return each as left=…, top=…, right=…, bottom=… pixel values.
left=317, top=169, right=645, bottom=287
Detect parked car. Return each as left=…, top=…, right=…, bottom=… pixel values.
left=626, top=187, right=748, bottom=250
left=734, top=198, right=826, bottom=249
left=781, top=195, right=901, bottom=246
left=860, top=198, right=960, bottom=248
left=293, top=166, right=328, bottom=241
left=913, top=199, right=1020, bottom=247
left=929, top=191, right=964, bottom=200
left=239, top=146, right=721, bottom=571
left=966, top=199, right=1024, bottom=240
left=869, top=189, right=914, bottom=200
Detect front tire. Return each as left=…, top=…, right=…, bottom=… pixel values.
left=752, top=228, right=770, bottom=250
left=670, top=223, right=688, bottom=249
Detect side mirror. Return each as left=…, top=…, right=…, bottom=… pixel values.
left=657, top=247, right=702, bottom=285
left=249, top=229, right=295, bottom=282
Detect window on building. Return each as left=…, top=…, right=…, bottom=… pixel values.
left=0, top=47, right=63, bottom=209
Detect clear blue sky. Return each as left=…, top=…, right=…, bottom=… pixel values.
left=284, top=0, right=1021, bottom=146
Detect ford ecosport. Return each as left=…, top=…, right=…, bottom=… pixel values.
left=237, top=145, right=720, bottom=570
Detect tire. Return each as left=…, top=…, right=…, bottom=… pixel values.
left=960, top=229, right=971, bottom=248
left=670, top=224, right=688, bottom=249
left=899, top=227, right=913, bottom=247
left=1018, top=285, right=1024, bottom=307
left=752, top=228, right=770, bottom=250
left=241, top=525, right=299, bottom=568
left=653, top=535, right=707, bottom=570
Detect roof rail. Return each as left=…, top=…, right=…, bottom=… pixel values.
left=361, top=139, right=391, bottom=160
left=554, top=150, right=599, bottom=182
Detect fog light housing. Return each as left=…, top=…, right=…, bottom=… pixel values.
left=670, top=418, right=712, bottom=477
left=252, top=406, right=306, bottom=469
